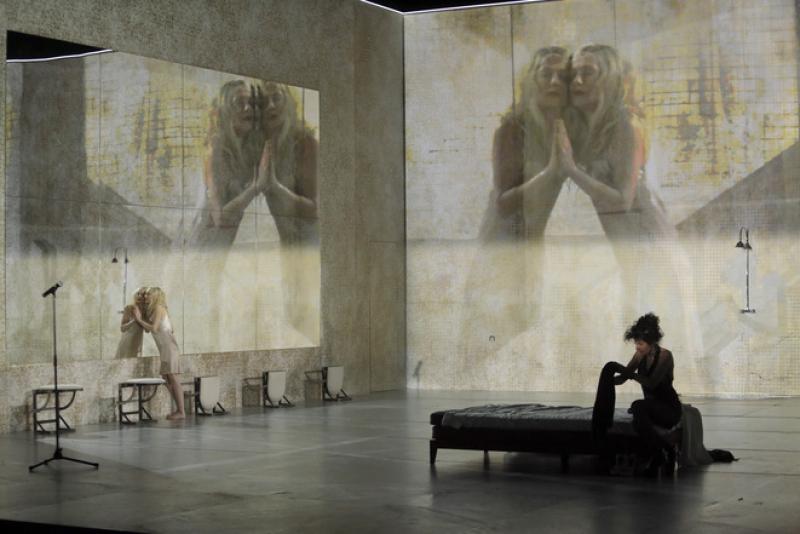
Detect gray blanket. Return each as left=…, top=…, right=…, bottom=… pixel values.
left=440, top=404, right=637, bottom=436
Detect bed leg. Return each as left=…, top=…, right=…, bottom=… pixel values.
left=483, top=450, right=489, bottom=466
left=429, top=442, right=438, bottom=465
left=560, top=454, right=570, bottom=473
left=664, top=445, right=677, bottom=476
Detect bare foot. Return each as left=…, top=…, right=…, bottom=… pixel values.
left=166, top=412, right=185, bottom=421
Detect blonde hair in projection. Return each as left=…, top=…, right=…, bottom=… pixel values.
left=146, top=286, right=167, bottom=320
left=567, top=43, right=628, bottom=164
left=209, top=79, right=257, bottom=169
left=255, top=81, right=307, bottom=203
left=517, top=46, right=569, bottom=179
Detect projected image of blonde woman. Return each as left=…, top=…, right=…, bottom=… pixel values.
left=459, top=46, right=572, bottom=388
left=254, top=81, right=320, bottom=342
left=559, top=44, right=703, bottom=384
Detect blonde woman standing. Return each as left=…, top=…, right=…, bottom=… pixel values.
left=134, top=287, right=185, bottom=420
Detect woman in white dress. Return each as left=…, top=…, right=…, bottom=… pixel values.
left=134, top=286, right=184, bottom=420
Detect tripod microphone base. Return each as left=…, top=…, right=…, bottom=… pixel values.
left=31, top=287, right=99, bottom=472
left=29, top=448, right=99, bottom=472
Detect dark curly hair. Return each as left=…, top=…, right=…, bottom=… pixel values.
left=624, top=312, right=663, bottom=344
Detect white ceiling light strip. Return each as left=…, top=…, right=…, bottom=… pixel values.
left=360, top=0, right=553, bottom=15
left=7, top=48, right=113, bottom=63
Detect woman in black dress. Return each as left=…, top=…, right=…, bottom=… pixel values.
left=615, top=313, right=682, bottom=475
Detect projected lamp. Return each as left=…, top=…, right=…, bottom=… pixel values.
left=262, top=370, right=294, bottom=408
left=736, top=227, right=755, bottom=314
left=111, top=247, right=129, bottom=312
left=322, top=366, right=352, bottom=401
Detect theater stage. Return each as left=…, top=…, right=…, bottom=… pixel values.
left=1, top=391, right=798, bottom=533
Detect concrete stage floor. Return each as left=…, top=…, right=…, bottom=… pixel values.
left=1, top=390, right=798, bottom=533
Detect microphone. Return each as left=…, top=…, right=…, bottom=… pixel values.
left=42, top=281, right=63, bottom=298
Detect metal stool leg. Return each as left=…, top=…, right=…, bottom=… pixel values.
left=118, top=384, right=124, bottom=423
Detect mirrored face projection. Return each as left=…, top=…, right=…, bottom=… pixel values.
left=5, top=48, right=320, bottom=364
left=405, top=1, right=800, bottom=395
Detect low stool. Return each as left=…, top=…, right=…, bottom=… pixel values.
left=118, top=378, right=166, bottom=424
left=32, top=384, right=83, bottom=434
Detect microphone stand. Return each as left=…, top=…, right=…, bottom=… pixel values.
left=30, top=283, right=99, bottom=472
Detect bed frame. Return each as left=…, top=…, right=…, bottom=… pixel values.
left=429, top=409, right=675, bottom=472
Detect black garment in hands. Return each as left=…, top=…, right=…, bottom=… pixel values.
left=592, top=361, right=628, bottom=442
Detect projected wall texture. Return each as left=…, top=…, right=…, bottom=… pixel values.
left=5, top=51, right=320, bottom=366
left=405, top=0, right=800, bottom=396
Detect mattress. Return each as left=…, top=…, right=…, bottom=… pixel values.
left=435, top=404, right=637, bottom=436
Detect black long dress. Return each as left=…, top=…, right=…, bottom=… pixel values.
left=629, top=346, right=682, bottom=461
left=635, top=346, right=682, bottom=427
